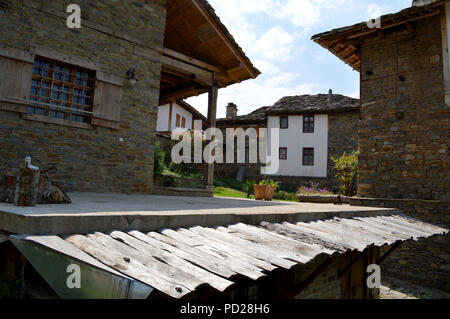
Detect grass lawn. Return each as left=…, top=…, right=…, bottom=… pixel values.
left=214, top=186, right=300, bottom=203
left=214, top=187, right=254, bottom=199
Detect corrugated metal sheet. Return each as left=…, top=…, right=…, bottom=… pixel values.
left=11, top=214, right=448, bottom=299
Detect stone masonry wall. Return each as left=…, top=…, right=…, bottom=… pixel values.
left=294, top=257, right=341, bottom=299
left=359, top=15, right=449, bottom=201
left=0, top=0, right=166, bottom=193
left=357, top=15, right=449, bottom=292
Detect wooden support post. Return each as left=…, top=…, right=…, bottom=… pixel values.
left=205, top=84, right=218, bottom=189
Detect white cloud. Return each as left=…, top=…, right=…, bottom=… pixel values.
left=275, top=0, right=321, bottom=28
left=265, top=72, right=298, bottom=87
left=250, top=26, right=294, bottom=62
left=252, top=59, right=280, bottom=75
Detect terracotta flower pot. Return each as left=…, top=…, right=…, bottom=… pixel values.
left=253, top=185, right=267, bottom=200
left=264, top=185, right=275, bottom=201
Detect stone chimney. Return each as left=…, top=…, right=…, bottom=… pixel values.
left=226, top=103, right=238, bottom=119
left=328, top=89, right=333, bottom=104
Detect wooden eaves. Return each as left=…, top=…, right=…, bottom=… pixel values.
left=159, top=0, right=260, bottom=105
left=311, top=0, right=445, bottom=72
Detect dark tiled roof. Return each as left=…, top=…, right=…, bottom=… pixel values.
left=217, top=106, right=269, bottom=125
left=217, top=94, right=359, bottom=125
left=266, top=94, right=360, bottom=115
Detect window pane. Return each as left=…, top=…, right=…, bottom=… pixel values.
left=303, top=148, right=314, bottom=166
left=30, top=56, right=94, bottom=123
left=280, top=117, right=288, bottom=129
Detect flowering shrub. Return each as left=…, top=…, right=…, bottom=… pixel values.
left=297, top=181, right=333, bottom=195
left=331, top=150, right=360, bottom=196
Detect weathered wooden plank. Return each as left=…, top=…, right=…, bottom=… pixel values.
left=313, top=220, right=378, bottom=247
left=23, top=235, right=127, bottom=278
left=382, top=216, right=445, bottom=236
left=326, top=219, right=396, bottom=246
left=176, top=228, right=276, bottom=272
left=65, top=235, right=190, bottom=298
left=269, top=222, right=349, bottom=252
left=109, top=231, right=233, bottom=292
left=213, top=227, right=310, bottom=264
left=344, top=218, right=412, bottom=242
left=128, top=230, right=236, bottom=279
left=225, top=223, right=328, bottom=259
left=365, top=217, right=430, bottom=238
left=189, top=226, right=297, bottom=269
left=150, top=231, right=265, bottom=281
left=293, top=222, right=365, bottom=251
left=353, top=217, right=417, bottom=240
left=87, top=232, right=205, bottom=291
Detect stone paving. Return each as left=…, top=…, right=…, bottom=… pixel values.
left=380, top=276, right=450, bottom=299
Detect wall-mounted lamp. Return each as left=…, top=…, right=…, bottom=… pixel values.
left=126, top=68, right=138, bottom=85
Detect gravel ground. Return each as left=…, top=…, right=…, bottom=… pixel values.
left=380, top=276, right=450, bottom=299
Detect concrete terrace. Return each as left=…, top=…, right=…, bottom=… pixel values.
left=0, top=193, right=400, bottom=235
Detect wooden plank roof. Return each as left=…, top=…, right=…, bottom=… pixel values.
left=311, top=0, right=445, bottom=71
left=11, top=214, right=448, bottom=298
left=160, top=0, right=260, bottom=103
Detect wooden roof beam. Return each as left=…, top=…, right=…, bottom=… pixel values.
left=162, top=47, right=222, bottom=73
left=190, top=0, right=256, bottom=78
left=161, top=55, right=214, bottom=87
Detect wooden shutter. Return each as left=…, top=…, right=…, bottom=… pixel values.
left=92, top=71, right=123, bottom=129
left=0, top=47, right=34, bottom=113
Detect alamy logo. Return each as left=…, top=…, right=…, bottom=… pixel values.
left=366, top=264, right=381, bottom=289
left=170, top=120, right=281, bottom=175
left=66, top=264, right=81, bottom=289
left=66, top=4, right=81, bottom=29
left=366, top=4, right=381, bottom=29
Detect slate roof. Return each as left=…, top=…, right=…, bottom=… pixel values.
left=265, top=94, right=360, bottom=115
left=217, top=106, right=269, bottom=126
left=217, top=93, right=359, bottom=125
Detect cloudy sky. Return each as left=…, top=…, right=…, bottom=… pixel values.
left=186, top=0, right=412, bottom=118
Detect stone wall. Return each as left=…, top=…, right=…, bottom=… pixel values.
left=294, top=257, right=341, bottom=299
left=351, top=197, right=450, bottom=292
left=0, top=0, right=166, bottom=193
left=358, top=15, right=449, bottom=201
left=357, top=15, right=449, bottom=292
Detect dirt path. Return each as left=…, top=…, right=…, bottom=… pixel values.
left=380, top=276, right=450, bottom=299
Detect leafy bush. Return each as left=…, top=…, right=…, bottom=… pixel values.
left=154, top=141, right=166, bottom=175
left=259, top=179, right=278, bottom=188
left=331, top=150, right=360, bottom=196
left=244, top=179, right=256, bottom=198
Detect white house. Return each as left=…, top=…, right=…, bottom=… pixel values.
left=264, top=91, right=360, bottom=181
left=266, top=114, right=329, bottom=178
left=217, top=91, right=360, bottom=190
left=157, top=100, right=206, bottom=133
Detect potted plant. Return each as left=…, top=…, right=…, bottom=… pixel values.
left=253, top=182, right=266, bottom=200
left=254, top=179, right=278, bottom=201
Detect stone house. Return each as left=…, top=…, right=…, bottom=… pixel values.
left=0, top=0, right=260, bottom=194
left=312, top=0, right=449, bottom=291
left=216, top=92, right=360, bottom=192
